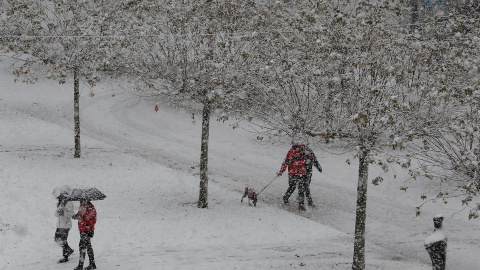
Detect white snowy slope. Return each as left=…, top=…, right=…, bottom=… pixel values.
left=1, top=55, right=479, bottom=270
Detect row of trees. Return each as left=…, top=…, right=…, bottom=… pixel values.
left=1, top=1, right=479, bottom=269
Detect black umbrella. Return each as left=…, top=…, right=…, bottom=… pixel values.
left=57, top=187, right=106, bottom=201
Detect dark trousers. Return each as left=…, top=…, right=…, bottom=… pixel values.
left=54, top=228, right=72, bottom=258
left=284, top=174, right=307, bottom=205
left=305, top=173, right=313, bottom=205
left=426, top=241, right=447, bottom=270
left=78, top=230, right=95, bottom=266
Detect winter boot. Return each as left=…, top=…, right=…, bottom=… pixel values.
left=65, top=248, right=74, bottom=258
left=73, top=265, right=83, bottom=270
left=298, top=204, right=306, bottom=211
left=308, top=202, right=315, bottom=208
left=283, top=196, right=289, bottom=205
left=84, top=264, right=97, bottom=270
left=57, top=257, right=69, bottom=263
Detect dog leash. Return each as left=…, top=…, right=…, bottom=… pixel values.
left=256, top=175, right=280, bottom=196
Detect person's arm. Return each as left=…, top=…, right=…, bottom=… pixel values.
left=64, top=202, right=75, bottom=218
left=278, top=148, right=294, bottom=175
left=84, top=207, right=97, bottom=230
left=313, top=153, right=322, bottom=172
left=72, top=206, right=82, bottom=220
left=278, top=162, right=287, bottom=175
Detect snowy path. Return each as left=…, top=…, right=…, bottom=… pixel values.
left=1, top=57, right=479, bottom=269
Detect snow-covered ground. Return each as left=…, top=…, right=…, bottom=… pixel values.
left=1, top=55, right=479, bottom=270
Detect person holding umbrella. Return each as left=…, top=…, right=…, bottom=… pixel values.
left=72, top=201, right=97, bottom=270
left=54, top=198, right=75, bottom=263
left=55, top=186, right=105, bottom=270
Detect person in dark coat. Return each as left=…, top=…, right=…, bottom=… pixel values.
left=72, top=201, right=97, bottom=270
left=54, top=199, right=75, bottom=263
left=304, top=146, right=322, bottom=207
left=278, top=141, right=308, bottom=211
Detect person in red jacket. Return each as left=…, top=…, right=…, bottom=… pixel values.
left=72, top=201, right=97, bottom=270
left=278, top=141, right=308, bottom=211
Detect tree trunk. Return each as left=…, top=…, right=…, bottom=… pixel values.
left=198, top=95, right=211, bottom=208
left=352, top=147, right=369, bottom=270
left=409, top=0, right=419, bottom=33
left=73, top=67, right=81, bottom=158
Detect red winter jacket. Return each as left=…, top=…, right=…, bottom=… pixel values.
left=73, top=201, right=97, bottom=232
left=279, top=145, right=306, bottom=175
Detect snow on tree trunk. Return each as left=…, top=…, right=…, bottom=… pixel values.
left=198, top=95, right=211, bottom=208
left=74, top=67, right=81, bottom=159
left=352, top=147, right=369, bottom=270
left=409, top=0, right=419, bottom=33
